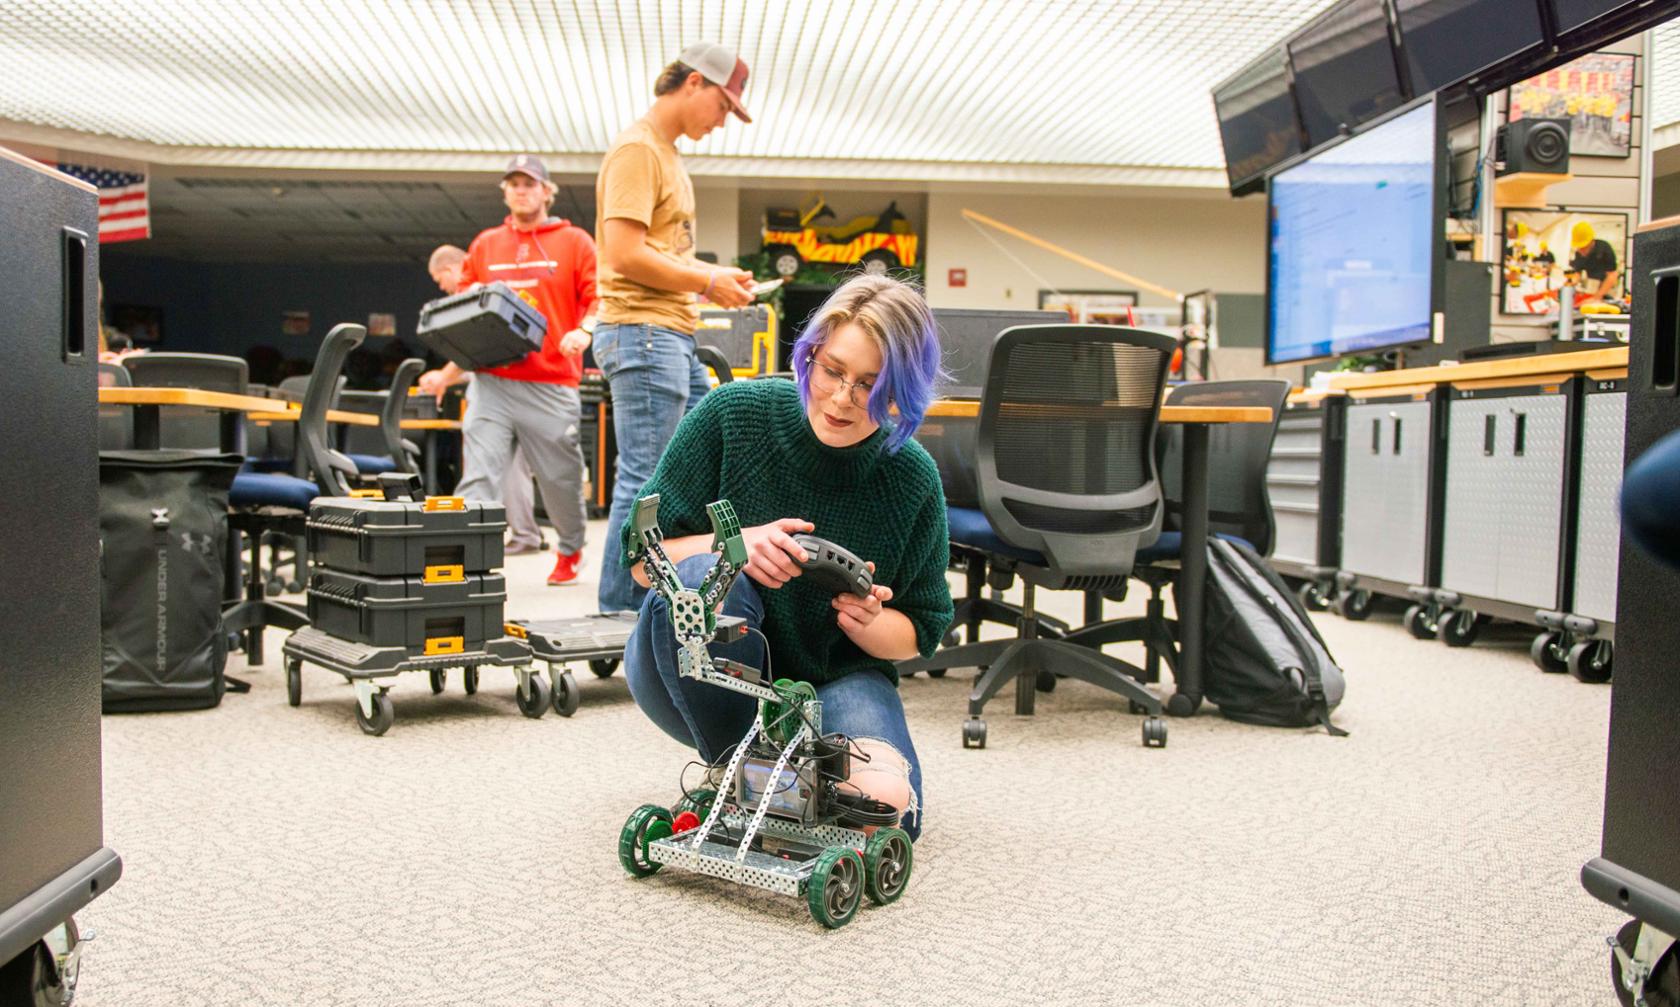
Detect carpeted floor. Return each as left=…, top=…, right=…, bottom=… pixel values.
left=79, top=518, right=1624, bottom=1005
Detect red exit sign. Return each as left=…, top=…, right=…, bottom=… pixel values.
left=948, top=268, right=967, bottom=287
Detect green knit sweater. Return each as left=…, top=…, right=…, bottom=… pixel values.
left=621, top=379, right=953, bottom=686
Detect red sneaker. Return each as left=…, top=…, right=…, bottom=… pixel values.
left=547, top=550, right=583, bottom=586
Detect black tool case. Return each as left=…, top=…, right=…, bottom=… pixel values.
left=416, top=281, right=547, bottom=370
left=307, top=569, right=507, bottom=654
left=307, top=493, right=506, bottom=577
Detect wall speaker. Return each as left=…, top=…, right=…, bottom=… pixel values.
left=1496, top=118, right=1571, bottom=176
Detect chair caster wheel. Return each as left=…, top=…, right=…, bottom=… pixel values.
left=1335, top=589, right=1373, bottom=621
left=1567, top=639, right=1613, bottom=683
left=1403, top=604, right=1437, bottom=640
left=1142, top=717, right=1168, bottom=748
left=962, top=718, right=987, bottom=749
left=1035, top=670, right=1056, bottom=693
left=285, top=658, right=302, bottom=707
left=942, top=630, right=959, bottom=648
left=1165, top=693, right=1199, bottom=717
left=1530, top=631, right=1569, bottom=673
left=1129, top=699, right=1148, bottom=715
left=1436, top=608, right=1483, bottom=647
left=927, top=668, right=946, bottom=678
left=588, top=658, right=618, bottom=679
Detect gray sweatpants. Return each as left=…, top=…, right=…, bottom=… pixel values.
left=502, top=445, right=542, bottom=549
left=457, top=373, right=587, bottom=554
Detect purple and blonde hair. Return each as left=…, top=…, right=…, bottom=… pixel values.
left=791, top=275, right=943, bottom=453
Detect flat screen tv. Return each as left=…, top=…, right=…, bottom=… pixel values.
left=1394, top=0, right=1547, bottom=94
left=1267, top=100, right=1441, bottom=365
left=1288, top=0, right=1407, bottom=148
left=1213, top=44, right=1304, bottom=193
left=1548, top=0, right=1640, bottom=35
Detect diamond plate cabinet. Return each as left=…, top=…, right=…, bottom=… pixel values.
left=1581, top=216, right=1680, bottom=950
left=0, top=148, right=123, bottom=978
left=1335, top=389, right=1445, bottom=609
left=1265, top=394, right=1344, bottom=607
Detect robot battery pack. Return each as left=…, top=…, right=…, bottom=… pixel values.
left=416, top=281, right=548, bottom=370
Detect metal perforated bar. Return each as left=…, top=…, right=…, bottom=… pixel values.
left=736, top=725, right=810, bottom=862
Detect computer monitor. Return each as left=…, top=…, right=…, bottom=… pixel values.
left=931, top=308, right=1065, bottom=398
left=1213, top=44, right=1304, bottom=194
left=1288, top=0, right=1407, bottom=148
left=1394, top=0, right=1546, bottom=95
left=1266, top=99, right=1442, bottom=365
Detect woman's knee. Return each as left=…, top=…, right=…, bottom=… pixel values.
left=842, top=736, right=917, bottom=823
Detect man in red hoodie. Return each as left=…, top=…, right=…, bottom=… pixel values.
left=418, top=155, right=597, bottom=585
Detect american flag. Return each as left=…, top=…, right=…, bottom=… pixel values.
left=57, top=164, right=151, bottom=243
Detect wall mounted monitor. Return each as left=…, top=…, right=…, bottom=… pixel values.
left=1288, top=0, right=1407, bottom=148
left=1393, top=0, right=1547, bottom=95
left=1267, top=100, right=1441, bottom=365
left=1213, top=44, right=1304, bottom=193
left=1548, top=0, right=1641, bottom=36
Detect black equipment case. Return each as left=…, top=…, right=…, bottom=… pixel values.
left=307, top=569, right=507, bottom=654
left=416, top=281, right=547, bottom=370
left=307, top=491, right=506, bottom=578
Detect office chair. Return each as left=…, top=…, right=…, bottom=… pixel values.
left=97, top=362, right=132, bottom=450
left=223, top=324, right=366, bottom=665
left=898, top=324, right=1175, bottom=749
left=1062, top=379, right=1291, bottom=684
left=122, top=352, right=250, bottom=451
left=334, top=358, right=426, bottom=475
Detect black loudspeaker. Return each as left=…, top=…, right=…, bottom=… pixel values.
left=1495, top=118, right=1571, bottom=176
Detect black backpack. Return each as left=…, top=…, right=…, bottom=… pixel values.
left=1202, top=537, right=1348, bottom=736
left=98, top=450, right=246, bottom=712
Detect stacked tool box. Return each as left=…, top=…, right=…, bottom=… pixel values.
left=305, top=475, right=507, bottom=659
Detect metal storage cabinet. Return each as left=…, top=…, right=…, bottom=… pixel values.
left=1429, top=383, right=1572, bottom=644
left=1580, top=217, right=1680, bottom=1006
left=1571, top=381, right=1625, bottom=624
left=0, top=149, right=121, bottom=983
left=1264, top=394, right=1344, bottom=608
left=1334, top=389, right=1443, bottom=617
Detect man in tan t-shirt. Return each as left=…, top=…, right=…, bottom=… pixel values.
left=592, top=40, right=756, bottom=613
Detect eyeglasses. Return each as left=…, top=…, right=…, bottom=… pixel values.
left=806, top=353, right=875, bottom=407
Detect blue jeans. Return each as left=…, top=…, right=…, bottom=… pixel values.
left=593, top=323, right=714, bottom=614
left=1624, top=427, right=1680, bottom=571
left=625, top=554, right=924, bottom=839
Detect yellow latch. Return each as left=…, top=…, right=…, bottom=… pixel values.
left=349, top=489, right=384, bottom=499
left=423, top=496, right=466, bottom=512
left=423, top=565, right=465, bottom=584
left=424, top=636, right=465, bottom=656
left=503, top=622, right=528, bottom=640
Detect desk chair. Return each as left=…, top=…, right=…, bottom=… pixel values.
left=334, top=359, right=426, bottom=475
left=97, top=362, right=132, bottom=450
left=223, top=324, right=366, bottom=665
left=1062, top=379, right=1291, bottom=682
left=898, top=325, right=1175, bottom=749
left=122, top=352, right=249, bottom=451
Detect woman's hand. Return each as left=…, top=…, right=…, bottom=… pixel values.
left=741, top=518, right=814, bottom=589
left=833, top=562, right=894, bottom=636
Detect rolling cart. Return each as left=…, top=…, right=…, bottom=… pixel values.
left=282, top=626, right=540, bottom=736
left=1264, top=392, right=1345, bottom=610
left=504, top=612, right=641, bottom=716
left=1532, top=374, right=1624, bottom=682
left=1332, top=386, right=1445, bottom=620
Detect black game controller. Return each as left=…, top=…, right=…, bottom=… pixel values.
left=791, top=534, right=873, bottom=598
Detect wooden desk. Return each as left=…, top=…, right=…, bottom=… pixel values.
left=924, top=397, right=1272, bottom=717
left=99, top=386, right=297, bottom=451
left=1327, top=346, right=1628, bottom=393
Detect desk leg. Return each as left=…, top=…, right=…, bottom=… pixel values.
left=134, top=405, right=160, bottom=450
left=1169, top=424, right=1208, bottom=717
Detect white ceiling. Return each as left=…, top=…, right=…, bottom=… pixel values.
left=0, top=0, right=1342, bottom=186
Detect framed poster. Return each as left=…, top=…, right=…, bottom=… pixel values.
left=281, top=310, right=311, bottom=337
left=1500, top=209, right=1628, bottom=314
left=367, top=312, right=397, bottom=337
left=1508, top=52, right=1634, bottom=158
left=1037, top=289, right=1139, bottom=325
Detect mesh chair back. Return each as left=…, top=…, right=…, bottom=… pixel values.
left=977, top=325, right=1174, bottom=583
left=122, top=352, right=248, bottom=450
left=379, top=359, right=425, bottom=474
left=297, top=325, right=367, bottom=496
left=97, top=362, right=132, bottom=450
left=267, top=373, right=344, bottom=462
left=1156, top=379, right=1290, bottom=555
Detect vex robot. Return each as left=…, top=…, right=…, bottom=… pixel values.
left=616, top=495, right=913, bottom=929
